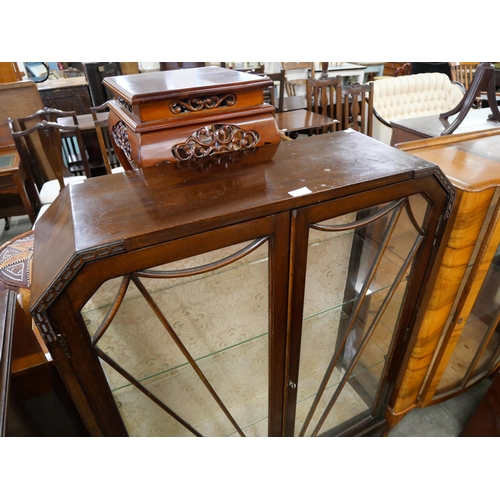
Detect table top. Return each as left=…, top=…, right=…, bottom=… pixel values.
left=275, top=110, right=339, bottom=133
left=37, top=76, right=88, bottom=91
left=0, top=153, right=17, bottom=170
left=391, top=107, right=500, bottom=140
left=57, top=112, right=108, bottom=131
left=280, top=96, right=307, bottom=112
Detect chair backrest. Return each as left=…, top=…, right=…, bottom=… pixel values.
left=11, top=108, right=91, bottom=191
left=90, top=102, right=121, bottom=174
left=394, top=63, right=411, bottom=77
left=160, top=62, right=206, bottom=71
left=449, top=62, right=480, bottom=90
left=282, top=62, right=315, bottom=96
left=306, top=76, right=341, bottom=133
left=62, top=67, right=84, bottom=78
left=0, top=80, right=57, bottom=183
left=253, top=70, right=286, bottom=113
left=84, top=62, right=122, bottom=106
left=336, top=82, right=374, bottom=136
left=234, top=65, right=266, bottom=74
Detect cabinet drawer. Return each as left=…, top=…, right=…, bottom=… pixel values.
left=0, top=174, right=15, bottom=189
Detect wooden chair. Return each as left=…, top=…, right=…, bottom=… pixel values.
left=394, top=63, right=411, bottom=77
left=281, top=62, right=315, bottom=97
left=234, top=65, right=266, bottom=74
left=0, top=81, right=46, bottom=230
left=275, top=77, right=340, bottom=139
left=449, top=62, right=485, bottom=109
left=83, top=62, right=122, bottom=107
left=449, top=62, right=480, bottom=91
left=306, top=76, right=342, bottom=134
left=90, top=103, right=125, bottom=175
left=159, top=62, right=206, bottom=71
left=335, top=82, right=374, bottom=136
left=8, top=110, right=91, bottom=213
left=253, top=70, right=286, bottom=113
left=18, top=108, right=92, bottom=178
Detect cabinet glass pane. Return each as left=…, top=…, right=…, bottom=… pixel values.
left=295, top=195, right=428, bottom=436
left=436, top=247, right=500, bottom=392
left=82, top=239, right=270, bottom=436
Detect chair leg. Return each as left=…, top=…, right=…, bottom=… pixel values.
left=4, top=218, right=10, bottom=231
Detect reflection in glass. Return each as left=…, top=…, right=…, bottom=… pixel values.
left=82, top=239, right=270, bottom=436
left=436, top=247, right=500, bottom=393
left=296, top=195, right=428, bottom=436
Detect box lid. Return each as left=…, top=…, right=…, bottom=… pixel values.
left=103, top=66, right=271, bottom=105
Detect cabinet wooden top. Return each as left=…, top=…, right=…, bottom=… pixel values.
left=103, top=66, right=272, bottom=104
left=396, top=128, right=500, bottom=192
left=30, top=131, right=449, bottom=310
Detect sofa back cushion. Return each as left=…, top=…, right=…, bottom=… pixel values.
left=372, top=73, right=464, bottom=144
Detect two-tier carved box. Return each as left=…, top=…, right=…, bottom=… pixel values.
left=103, top=66, right=280, bottom=169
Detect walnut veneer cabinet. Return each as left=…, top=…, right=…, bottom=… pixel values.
left=102, top=66, right=281, bottom=169
left=29, top=131, right=454, bottom=436
left=388, top=129, right=500, bottom=430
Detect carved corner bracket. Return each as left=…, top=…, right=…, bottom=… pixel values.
left=31, top=242, right=126, bottom=351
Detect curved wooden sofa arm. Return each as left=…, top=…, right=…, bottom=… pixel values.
left=451, top=80, right=466, bottom=94
left=373, top=107, right=392, bottom=128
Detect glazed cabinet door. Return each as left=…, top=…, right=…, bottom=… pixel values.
left=57, top=214, right=290, bottom=437
left=284, top=183, right=436, bottom=436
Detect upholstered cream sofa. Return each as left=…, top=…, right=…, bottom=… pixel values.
left=371, top=73, right=464, bottom=145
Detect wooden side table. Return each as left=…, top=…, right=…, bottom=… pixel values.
left=390, top=107, right=500, bottom=146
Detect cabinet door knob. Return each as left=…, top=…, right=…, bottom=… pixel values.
left=288, top=380, right=297, bottom=389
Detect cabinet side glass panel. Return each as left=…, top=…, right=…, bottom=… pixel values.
left=436, top=244, right=500, bottom=393
left=81, top=239, right=270, bottom=436
left=295, top=195, right=429, bottom=436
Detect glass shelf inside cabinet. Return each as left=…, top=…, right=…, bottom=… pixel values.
left=295, top=194, right=429, bottom=437
left=436, top=244, right=500, bottom=395
left=81, top=239, right=270, bottom=437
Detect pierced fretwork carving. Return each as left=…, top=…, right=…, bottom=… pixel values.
left=111, top=121, right=136, bottom=168
left=118, top=97, right=133, bottom=113
left=172, top=124, right=260, bottom=161
left=169, top=93, right=236, bottom=115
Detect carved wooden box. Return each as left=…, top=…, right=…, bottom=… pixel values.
left=103, top=66, right=280, bottom=169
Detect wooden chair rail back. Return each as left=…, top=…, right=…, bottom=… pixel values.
left=306, top=76, right=341, bottom=134
left=90, top=102, right=120, bottom=174
left=335, top=81, right=374, bottom=136
left=282, top=62, right=316, bottom=97
left=11, top=109, right=92, bottom=192
left=449, top=62, right=480, bottom=90
left=253, top=70, right=286, bottom=113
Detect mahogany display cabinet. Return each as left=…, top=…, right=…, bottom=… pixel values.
left=102, top=66, right=281, bottom=169
left=388, top=128, right=500, bottom=430
left=29, top=131, right=454, bottom=436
